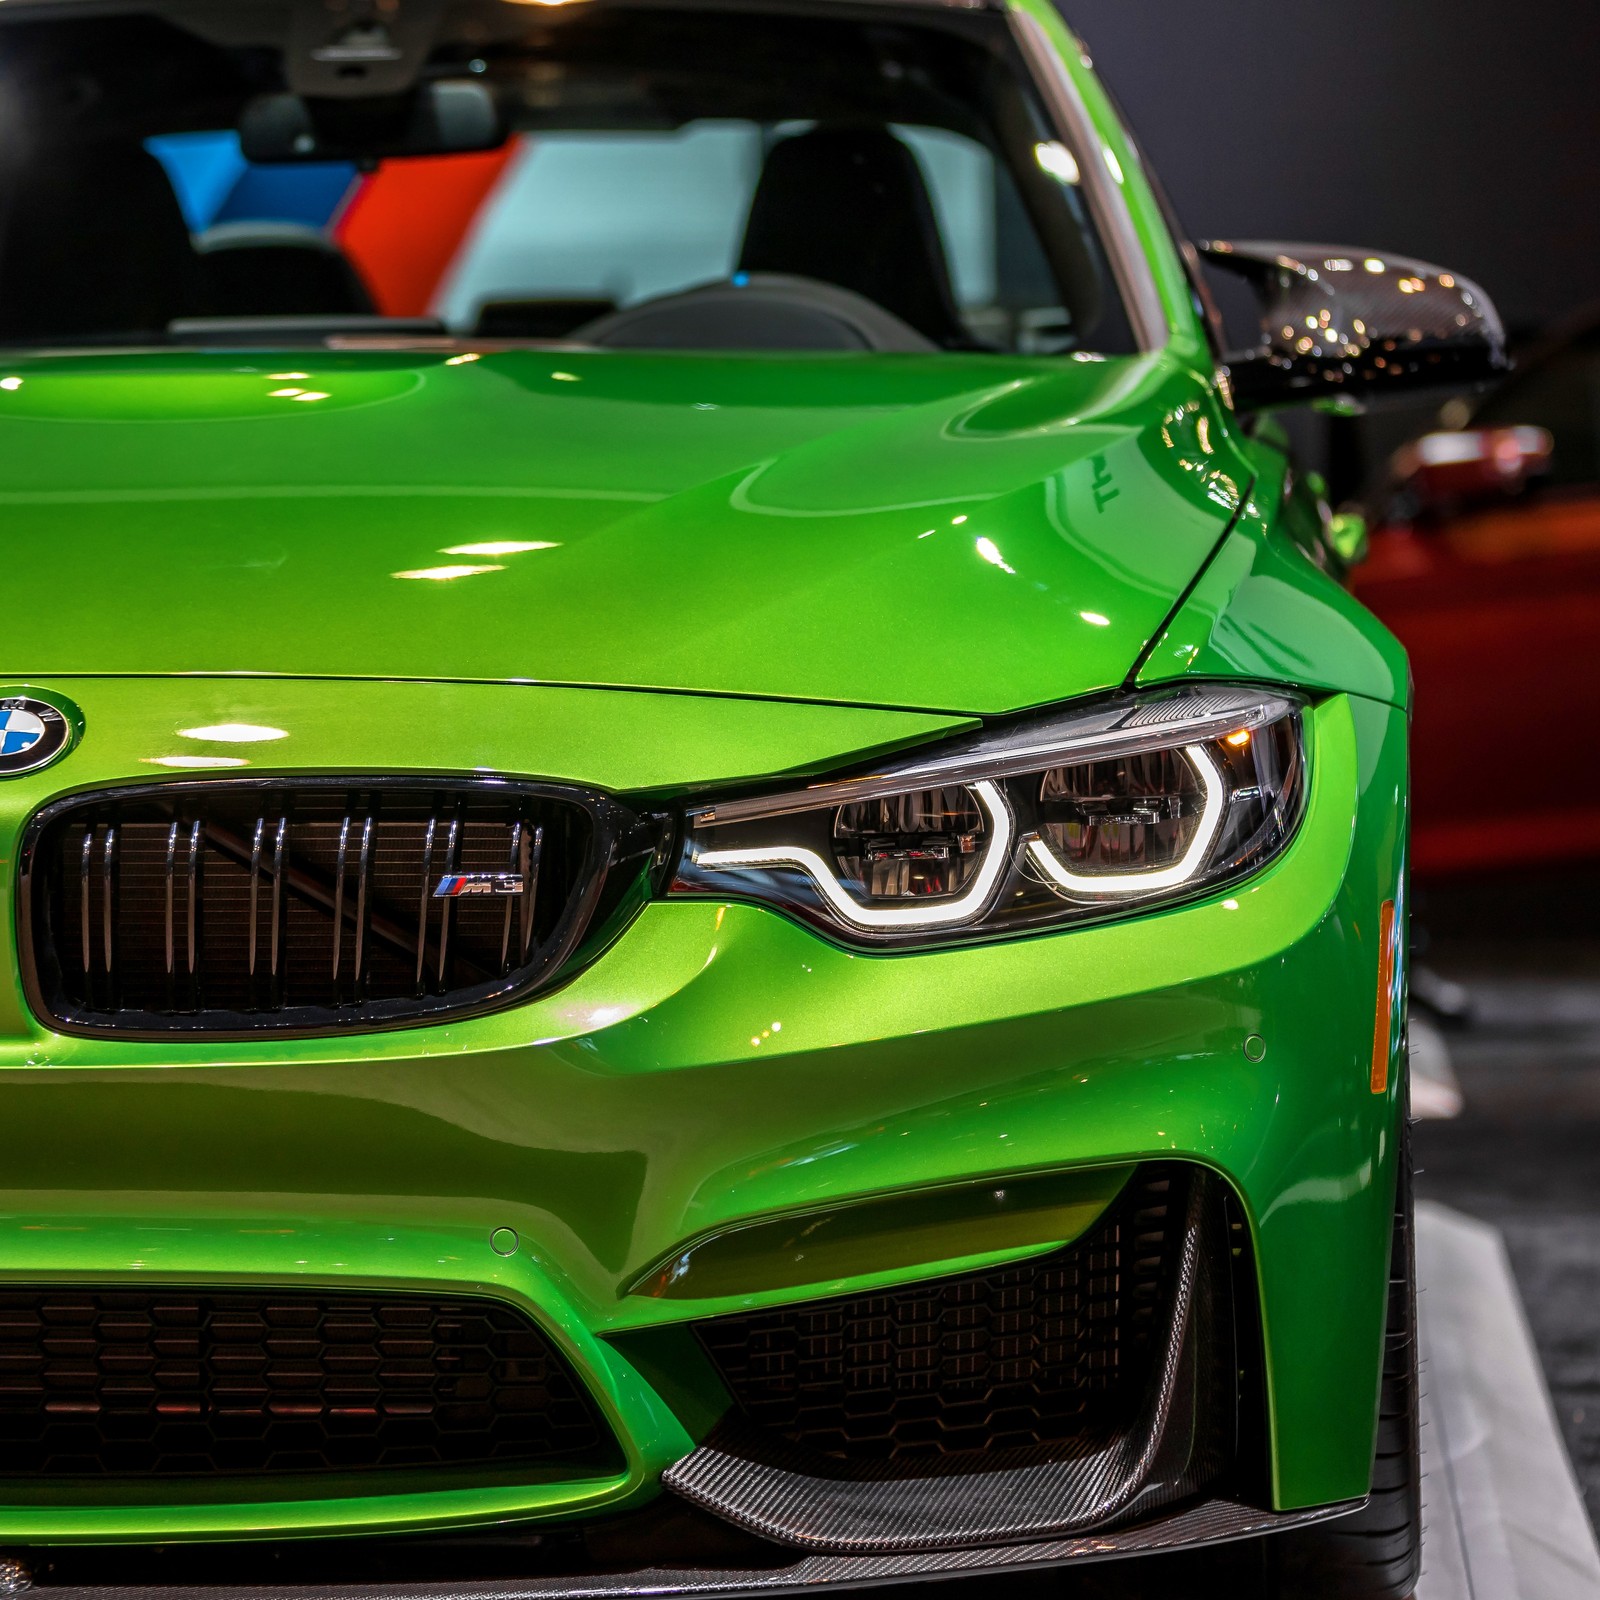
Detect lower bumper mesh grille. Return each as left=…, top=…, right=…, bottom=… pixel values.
left=694, top=1167, right=1193, bottom=1463
left=671, top=1165, right=1238, bottom=1553
left=0, top=1288, right=621, bottom=1481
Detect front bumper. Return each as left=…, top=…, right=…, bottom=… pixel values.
left=3, top=1496, right=1363, bottom=1595
left=0, top=680, right=1407, bottom=1549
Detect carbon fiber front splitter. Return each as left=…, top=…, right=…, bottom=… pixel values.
left=665, top=1172, right=1223, bottom=1556
left=1, top=1496, right=1361, bottom=1599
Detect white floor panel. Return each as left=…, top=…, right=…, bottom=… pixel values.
left=1417, top=1202, right=1600, bottom=1600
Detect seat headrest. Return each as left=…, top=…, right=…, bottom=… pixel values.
left=198, top=222, right=375, bottom=318
left=0, top=141, right=207, bottom=342
left=739, top=126, right=964, bottom=347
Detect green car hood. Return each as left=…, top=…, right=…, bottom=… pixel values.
left=0, top=346, right=1249, bottom=715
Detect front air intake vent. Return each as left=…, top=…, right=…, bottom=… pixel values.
left=667, top=1166, right=1237, bottom=1553
left=21, top=780, right=658, bottom=1036
left=693, top=1166, right=1200, bottom=1465
left=0, top=1287, right=621, bottom=1482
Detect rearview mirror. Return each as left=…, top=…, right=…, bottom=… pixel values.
left=1199, top=242, right=1507, bottom=412
left=239, top=80, right=504, bottom=165
left=1389, top=426, right=1553, bottom=521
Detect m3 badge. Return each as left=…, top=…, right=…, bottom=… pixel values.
left=433, top=873, right=525, bottom=898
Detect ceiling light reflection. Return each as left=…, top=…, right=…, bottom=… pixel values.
left=1033, top=141, right=1081, bottom=185
left=393, top=564, right=506, bottom=581
left=975, top=536, right=1015, bottom=575
left=178, top=724, right=289, bottom=744
left=143, top=756, right=251, bottom=770
left=442, top=541, right=559, bottom=556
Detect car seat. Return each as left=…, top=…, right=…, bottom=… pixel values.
left=197, top=222, right=375, bottom=318
left=738, top=125, right=966, bottom=347
left=0, top=140, right=209, bottom=341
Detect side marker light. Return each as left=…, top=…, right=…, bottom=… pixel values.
left=1370, top=898, right=1398, bottom=1094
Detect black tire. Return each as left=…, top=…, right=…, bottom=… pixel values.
left=1267, top=1116, right=1422, bottom=1599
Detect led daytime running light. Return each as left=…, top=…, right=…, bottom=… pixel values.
left=694, top=779, right=1014, bottom=930
left=1024, top=743, right=1226, bottom=895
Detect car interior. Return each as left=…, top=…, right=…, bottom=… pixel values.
left=0, top=2, right=1135, bottom=356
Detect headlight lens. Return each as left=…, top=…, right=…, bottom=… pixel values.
left=670, top=686, right=1307, bottom=947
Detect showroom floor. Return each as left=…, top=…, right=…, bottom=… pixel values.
left=1416, top=869, right=1600, bottom=1519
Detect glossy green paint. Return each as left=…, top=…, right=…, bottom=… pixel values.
left=0, top=344, right=1260, bottom=716
left=0, top=677, right=972, bottom=809
left=0, top=3, right=1421, bottom=1546
left=1138, top=498, right=1411, bottom=709
left=0, top=690, right=1405, bottom=1536
left=1132, top=420, right=1411, bottom=708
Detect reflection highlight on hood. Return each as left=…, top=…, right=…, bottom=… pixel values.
left=177, top=723, right=288, bottom=743
left=975, top=536, right=1016, bottom=575
left=0, top=347, right=1259, bottom=710
left=443, top=541, right=560, bottom=556
left=143, top=755, right=250, bottom=769
left=393, top=563, right=506, bottom=581
left=395, top=539, right=565, bottom=580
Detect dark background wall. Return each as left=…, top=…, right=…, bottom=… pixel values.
left=1067, top=2, right=1600, bottom=487
left=1071, top=0, right=1600, bottom=338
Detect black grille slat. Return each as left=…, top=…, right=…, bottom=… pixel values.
left=27, top=781, right=613, bottom=1036
left=523, top=824, right=544, bottom=972
left=500, top=820, right=524, bottom=975
left=185, top=819, right=201, bottom=1005
left=437, top=815, right=460, bottom=990
left=162, top=818, right=179, bottom=996
left=78, top=826, right=93, bottom=982
left=269, top=816, right=287, bottom=1009
left=416, top=813, right=437, bottom=996
left=0, top=1288, right=619, bottom=1481
left=247, top=817, right=264, bottom=983
left=332, top=813, right=352, bottom=987
left=695, top=1170, right=1188, bottom=1464
left=101, top=822, right=117, bottom=1000
left=354, top=812, right=375, bottom=1002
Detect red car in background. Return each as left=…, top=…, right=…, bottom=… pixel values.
left=1353, top=312, right=1600, bottom=875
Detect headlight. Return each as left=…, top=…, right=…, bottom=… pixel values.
left=670, top=686, right=1307, bottom=948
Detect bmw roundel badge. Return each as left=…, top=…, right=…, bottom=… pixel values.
left=0, top=695, right=75, bottom=777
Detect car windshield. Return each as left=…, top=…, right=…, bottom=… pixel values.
left=0, top=1, right=1134, bottom=356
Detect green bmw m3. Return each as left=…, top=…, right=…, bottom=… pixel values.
left=0, top=0, right=1505, bottom=1594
